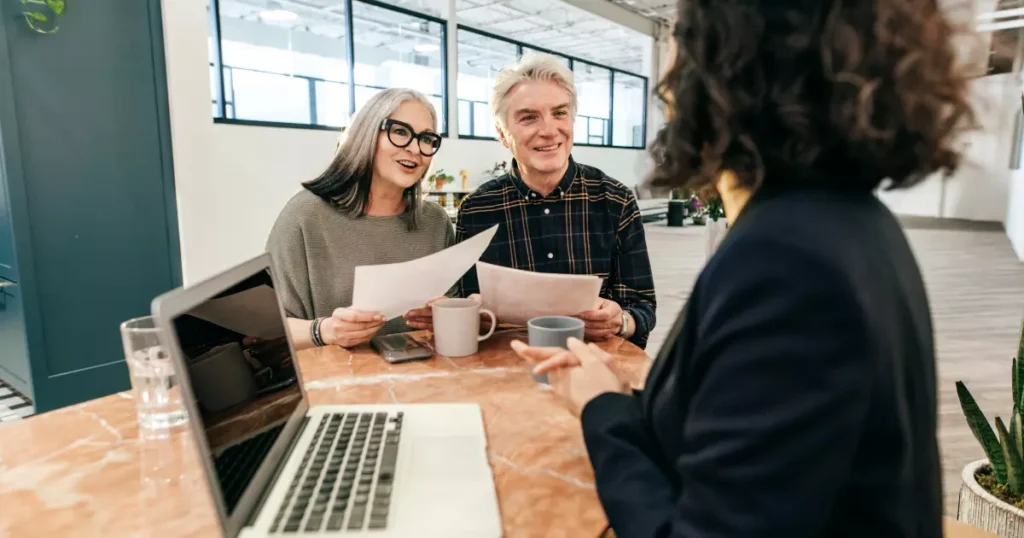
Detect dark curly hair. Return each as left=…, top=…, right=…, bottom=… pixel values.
left=648, top=0, right=977, bottom=194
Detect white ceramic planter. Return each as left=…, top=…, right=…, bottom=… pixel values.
left=705, top=218, right=728, bottom=258
left=959, top=459, right=1024, bottom=537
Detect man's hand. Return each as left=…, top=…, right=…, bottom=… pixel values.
left=403, top=296, right=447, bottom=331
left=574, top=298, right=628, bottom=341
left=320, top=308, right=386, bottom=348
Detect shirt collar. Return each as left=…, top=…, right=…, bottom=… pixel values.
left=508, top=157, right=578, bottom=200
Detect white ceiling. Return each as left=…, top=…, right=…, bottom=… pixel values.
left=219, top=0, right=651, bottom=74
left=219, top=0, right=1021, bottom=79
left=607, top=0, right=675, bottom=25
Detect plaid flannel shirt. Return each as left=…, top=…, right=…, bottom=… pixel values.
left=456, top=157, right=657, bottom=348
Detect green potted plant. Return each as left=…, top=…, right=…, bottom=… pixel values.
left=956, top=318, right=1024, bottom=535
left=704, top=196, right=728, bottom=256
left=688, top=196, right=706, bottom=225
left=427, top=169, right=455, bottom=191
left=484, top=161, right=508, bottom=181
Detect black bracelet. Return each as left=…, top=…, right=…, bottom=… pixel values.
left=311, top=317, right=326, bottom=347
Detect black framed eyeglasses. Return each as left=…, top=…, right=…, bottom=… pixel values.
left=381, top=119, right=442, bottom=156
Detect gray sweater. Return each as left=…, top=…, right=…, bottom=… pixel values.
left=266, top=189, right=455, bottom=334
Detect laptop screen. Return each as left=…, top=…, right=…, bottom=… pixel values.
left=170, top=267, right=303, bottom=515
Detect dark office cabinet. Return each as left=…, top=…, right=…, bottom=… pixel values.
left=0, top=277, right=29, bottom=395
left=0, top=0, right=181, bottom=412
left=0, top=166, right=15, bottom=282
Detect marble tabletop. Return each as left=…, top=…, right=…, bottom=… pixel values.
left=0, top=330, right=651, bottom=537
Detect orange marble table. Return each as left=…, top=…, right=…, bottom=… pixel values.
left=0, top=330, right=650, bottom=538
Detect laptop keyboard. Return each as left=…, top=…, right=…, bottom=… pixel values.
left=270, top=412, right=403, bottom=534
left=214, top=424, right=286, bottom=514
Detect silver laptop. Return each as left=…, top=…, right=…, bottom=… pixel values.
left=151, top=254, right=502, bottom=537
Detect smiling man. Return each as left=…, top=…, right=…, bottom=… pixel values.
left=456, top=53, right=657, bottom=348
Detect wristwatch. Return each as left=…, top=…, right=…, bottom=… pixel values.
left=618, top=310, right=630, bottom=337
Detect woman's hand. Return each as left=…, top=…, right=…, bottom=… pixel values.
left=403, top=296, right=446, bottom=330
left=320, top=308, right=386, bottom=348
left=511, top=337, right=630, bottom=415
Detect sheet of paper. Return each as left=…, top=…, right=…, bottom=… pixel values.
left=188, top=285, right=287, bottom=339
left=475, top=262, right=602, bottom=325
left=350, top=224, right=499, bottom=320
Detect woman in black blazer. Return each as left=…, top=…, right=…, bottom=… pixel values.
left=511, top=1, right=976, bottom=536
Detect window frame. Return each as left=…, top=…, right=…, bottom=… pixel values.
left=455, top=24, right=648, bottom=149
left=207, top=0, right=649, bottom=148
left=208, top=0, right=450, bottom=136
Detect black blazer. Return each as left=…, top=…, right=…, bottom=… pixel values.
left=582, top=186, right=940, bottom=537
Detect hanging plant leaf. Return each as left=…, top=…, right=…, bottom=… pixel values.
left=19, top=0, right=64, bottom=34
left=47, top=0, right=65, bottom=16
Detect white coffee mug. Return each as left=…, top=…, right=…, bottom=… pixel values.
left=432, top=298, right=497, bottom=357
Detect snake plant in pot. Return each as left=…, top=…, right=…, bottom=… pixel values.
left=957, top=318, right=1024, bottom=536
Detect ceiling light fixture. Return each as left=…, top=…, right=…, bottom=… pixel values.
left=413, top=43, right=440, bottom=53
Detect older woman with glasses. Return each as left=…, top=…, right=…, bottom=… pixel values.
left=267, top=88, right=451, bottom=350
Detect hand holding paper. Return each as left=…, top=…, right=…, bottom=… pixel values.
left=475, top=262, right=602, bottom=326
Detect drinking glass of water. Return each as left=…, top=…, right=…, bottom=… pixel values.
left=120, top=316, right=187, bottom=431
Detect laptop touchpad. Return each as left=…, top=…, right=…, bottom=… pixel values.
left=410, top=437, right=488, bottom=481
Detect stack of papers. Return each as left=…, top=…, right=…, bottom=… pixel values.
left=475, top=262, right=602, bottom=325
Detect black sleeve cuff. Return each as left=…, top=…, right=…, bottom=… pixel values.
left=624, top=306, right=651, bottom=349
left=581, top=392, right=638, bottom=433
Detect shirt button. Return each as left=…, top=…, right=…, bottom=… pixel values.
left=547, top=253, right=554, bottom=259
left=544, top=208, right=550, bottom=215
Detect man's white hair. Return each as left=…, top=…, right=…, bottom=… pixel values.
left=490, top=52, right=578, bottom=132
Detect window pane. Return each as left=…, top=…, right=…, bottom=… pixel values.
left=521, top=46, right=570, bottom=69
left=315, top=81, right=350, bottom=127
left=612, top=72, right=645, bottom=148
left=210, top=63, right=220, bottom=117
left=573, top=116, right=588, bottom=144
left=352, top=1, right=446, bottom=132
left=355, top=85, right=382, bottom=112
left=472, top=102, right=495, bottom=138
left=457, top=29, right=517, bottom=138
left=206, top=0, right=222, bottom=118
left=458, top=100, right=472, bottom=136
left=574, top=62, right=610, bottom=145
left=231, top=68, right=311, bottom=123
left=214, top=0, right=349, bottom=126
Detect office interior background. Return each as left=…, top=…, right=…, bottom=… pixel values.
left=0, top=0, right=1021, bottom=511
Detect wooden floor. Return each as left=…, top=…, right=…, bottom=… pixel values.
left=642, top=220, right=1024, bottom=514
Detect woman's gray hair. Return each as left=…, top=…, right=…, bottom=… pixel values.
left=304, top=88, right=439, bottom=230
left=491, top=52, right=578, bottom=134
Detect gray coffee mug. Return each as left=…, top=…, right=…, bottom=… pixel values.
left=527, top=316, right=585, bottom=383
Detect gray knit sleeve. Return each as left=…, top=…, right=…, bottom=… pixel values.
left=266, top=204, right=314, bottom=320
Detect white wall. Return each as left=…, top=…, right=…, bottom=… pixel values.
left=161, top=0, right=651, bottom=284
left=876, top=73, right=1019, bottom=222
left=1008, top=169, right=1024, bottom=260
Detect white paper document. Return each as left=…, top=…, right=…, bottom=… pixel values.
left=350, top=225, right=499, bottom=320
left=189, top=285, right=287, bottom=339
left=475, top=262, right=602, bottom=325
